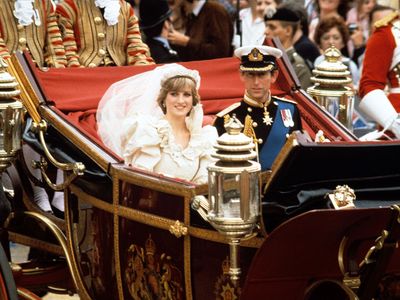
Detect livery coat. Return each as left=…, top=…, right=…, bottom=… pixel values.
left=0, top=0, right=66, bottom=68
left=57, top=0, right=153, bottom=67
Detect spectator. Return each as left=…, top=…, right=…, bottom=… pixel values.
left=57, top=0, right=154, bottom=67
left=169, top=0, right=188, bottom=33
left=167, top=0, right=233, bottom=61
left=346, top=0, right=376, bottom=62
left=313, top=16, right=360, bottom=87
left=232, top=0, right=269, bottom=49
left=139, top=0, right=180, bottom=63
left=309, top=0, right=350, bottom=42
left=217, top=0, right=237, bottom=20
left=282, top=1, right=321, bottom=70
left=265, top=7, right=313, bottom=89
left=347, top=0, right=376, bottom=41
left=0, top=0, right=66, bottom=68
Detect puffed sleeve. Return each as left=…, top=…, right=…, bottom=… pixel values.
left=121, top=116, right=162, bottom=171
left=191, top=125, right=218, bottom=184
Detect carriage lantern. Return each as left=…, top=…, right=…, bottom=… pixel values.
left=0, top=57, right=23, bottom=172
left=307, top=46, right=355, bottom=131
left=206, top=115, right=261, bottom=282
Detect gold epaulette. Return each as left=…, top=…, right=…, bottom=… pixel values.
left=216, top=102, right=241, bottom=118
left=272, top=96, right=298, bottom=105
left=374, top=11, right=400, bottom=28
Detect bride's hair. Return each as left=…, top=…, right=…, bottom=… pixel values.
left=157, top=76, right=200, bottom=114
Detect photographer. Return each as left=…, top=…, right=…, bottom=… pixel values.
left=346, top=0, right=376, bottom=66
left=348, top=22, right=366, bottom=67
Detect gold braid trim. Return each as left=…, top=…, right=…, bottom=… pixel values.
left=223, top=114, right=231, bottom=126
left=374, top=11, right=399, bottom=28
left=244, top=115, right=259, bottom=162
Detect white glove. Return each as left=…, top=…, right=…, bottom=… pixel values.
left=359, top=89, right=400, bottom=140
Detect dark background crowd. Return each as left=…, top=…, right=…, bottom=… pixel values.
left=1, top=0, right=399, bottom=90
left=132, top=0, right=398, bottom=90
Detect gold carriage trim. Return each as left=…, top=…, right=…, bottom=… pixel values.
left=169, top=220, right=188, bottom=238
left=328, top=185, right=356, bottom=209
left=125, top=235, right=184, bottom=299
left=214, top=256, right=241, bottom=299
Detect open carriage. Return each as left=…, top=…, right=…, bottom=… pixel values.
left=0, top=39, right=400, bottom=299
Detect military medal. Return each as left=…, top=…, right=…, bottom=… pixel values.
left=263, top=106, right=273, bottom=125
left=281, top=109, right=294, bottom=127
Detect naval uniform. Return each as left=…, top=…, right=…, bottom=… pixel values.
left=214, top=95, right=302, bottom=170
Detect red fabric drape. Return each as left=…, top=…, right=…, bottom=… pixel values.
left=32, top=57, right=285, bottom=143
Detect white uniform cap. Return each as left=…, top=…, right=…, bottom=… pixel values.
left=234, top=45, right=283, bottom=72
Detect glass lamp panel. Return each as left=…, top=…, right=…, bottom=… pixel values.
left=208, top=170, right=260, bottom=221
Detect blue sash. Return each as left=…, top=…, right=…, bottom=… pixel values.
left=259, top=101, right=295, bottom=170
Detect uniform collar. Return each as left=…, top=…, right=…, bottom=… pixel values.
left=243, top=92, right=271, bottom=108
left=192, top=1, right=206, bottom=16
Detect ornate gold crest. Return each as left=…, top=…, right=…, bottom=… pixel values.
left=248, top=48, right=263, bottom=62
left=125, top=235, right=183, bottom=300
left=223, top=114, right=231, bottom=126
left=214, top=256, right=241, bottom=300
left=327, top=185, right=356, bottom=209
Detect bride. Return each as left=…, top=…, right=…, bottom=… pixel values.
left=96, top=63, right=218, bottom=184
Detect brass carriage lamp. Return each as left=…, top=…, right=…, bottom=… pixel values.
left=207, top=115, right=261, bottom=282
left=307, top=46, right=355, bottom=131
left=0, top=57, right=23, bottom=172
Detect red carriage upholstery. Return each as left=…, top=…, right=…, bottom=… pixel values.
left=29, top=54, right=339, bottom=152
left=24, top=40, right=355, bottom=163
left=31, top=57, right=278, bottom=146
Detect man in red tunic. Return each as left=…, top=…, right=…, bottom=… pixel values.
left=359, top=11, right=400, bottom=139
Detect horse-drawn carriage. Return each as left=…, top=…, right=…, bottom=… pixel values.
left=0, top=39, right=400, bottom=299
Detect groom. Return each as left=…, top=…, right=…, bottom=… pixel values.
left=214, top=45, right=302, bottom=170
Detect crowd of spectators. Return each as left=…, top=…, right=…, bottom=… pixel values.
left=133, top=0, right=398, bottom=90
left=1, top=0, right=399, bottom=90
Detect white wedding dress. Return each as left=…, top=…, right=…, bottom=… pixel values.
left=97, top=63, right=218, bottom=184
left=120, top=113, right=217, bottom=183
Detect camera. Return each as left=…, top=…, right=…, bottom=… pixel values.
left=348, top=23, right=359, bottom=34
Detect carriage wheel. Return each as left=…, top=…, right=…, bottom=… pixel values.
left=0, top=242, right=17, bottom=300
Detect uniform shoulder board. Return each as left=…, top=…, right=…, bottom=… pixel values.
left=216, top=102, right=241, bottom=118
left=272, top=96, right=298, bottom=105
left=374, top=11, right=400, bottom=28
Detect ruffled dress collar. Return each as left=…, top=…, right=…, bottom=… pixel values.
left=155, top=117, right=206, bottom=167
